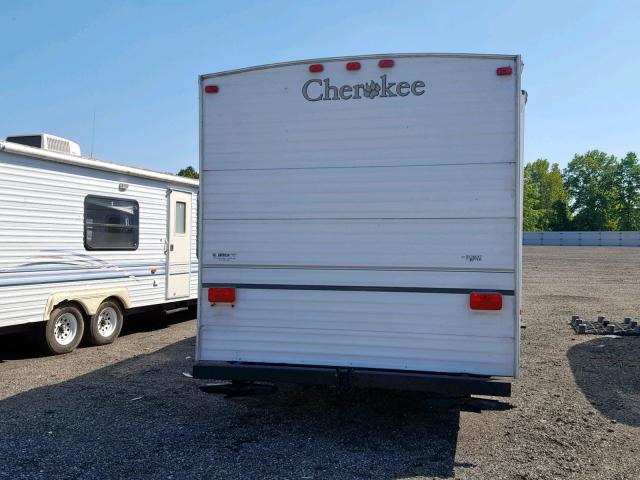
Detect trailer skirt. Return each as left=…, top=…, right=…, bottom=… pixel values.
left=193, top=361, right=511, bottom=397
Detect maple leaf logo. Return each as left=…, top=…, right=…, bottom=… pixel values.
left=363, top=80, right=381, bottom=99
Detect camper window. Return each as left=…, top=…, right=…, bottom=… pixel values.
left=84, top=195, right=139, bottom=250
left=175, top=201, right=186, bottom=234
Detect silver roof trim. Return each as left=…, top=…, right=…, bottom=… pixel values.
left=200, top=52, right=521, bottom=79
left=0, top=141, right=199, bottom=188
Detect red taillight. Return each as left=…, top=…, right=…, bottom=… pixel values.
left=208, top=287, right=236, bottom=303
left=309, top=64, right=324, bottom=73
left=204, top=85, right=219, bottom=93
left=496, top=66, right=512, bottom=76
left=470, top=292, right=503, bottom=311
left=346, top=62, right=361, bottom=71
left=378, top=59, right=394, bottom=68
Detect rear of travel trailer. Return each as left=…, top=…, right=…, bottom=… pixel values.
left=195, top=54, right=525, bottom=396
left=0, top=135, right=198, bottom=354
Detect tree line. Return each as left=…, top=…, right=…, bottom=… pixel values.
left=524, top=150, right=640, bottom=231
left=177, top=166, right=199, bottom=179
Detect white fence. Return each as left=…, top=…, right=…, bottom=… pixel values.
left=524, top=231, right=640, bottom=246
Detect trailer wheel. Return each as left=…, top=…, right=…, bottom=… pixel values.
left=87, top=300, right=123, bottom=346
left=39, top=306, right=85, bottom=355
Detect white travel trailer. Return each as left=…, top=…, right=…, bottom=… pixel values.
left=0, top=135, right=198, bottom=354
left=195, top=53, right=525, bottom=396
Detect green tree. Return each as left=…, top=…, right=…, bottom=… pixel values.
left=177, top=166, right=199, bottom=179
left=523, top=174, right=542, bottom=231
left=523, top=159, right=571, bottom=230
left=613, top=152, right=640, bottom=230
left=563, top=150, right=618, bottom=231
left=548, top=199, right=573, bottom=231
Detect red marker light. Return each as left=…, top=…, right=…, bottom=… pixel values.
left=309, top=64, right=324, bottom=73
left=378, top=59, right=394, bottom=68
left=208, top=287, right=236, bottom=303
left=470, top=292, right=503, bottom=311
left=204, top=85, right=219, bottom=93
left=346, top=62, right=361, bottom=71
left=496, top=66, right=512, bottom=76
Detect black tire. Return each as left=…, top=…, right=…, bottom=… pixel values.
left=86, top=300, right=123, bottom=346
left=38, top=305, right=85, bottom=355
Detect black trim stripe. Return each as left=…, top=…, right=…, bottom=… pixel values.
left=202, top=283, right=515, bottom=296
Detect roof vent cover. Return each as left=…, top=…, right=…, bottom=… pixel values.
left=46, top=136, right=71, bottom=154
left=5, top=134, right=81, bottom=156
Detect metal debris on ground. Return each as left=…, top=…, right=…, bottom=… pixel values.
left=570, top=315, right=640, bottom=336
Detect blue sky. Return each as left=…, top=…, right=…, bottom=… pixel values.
left=1, top=0, right=638, bottom=173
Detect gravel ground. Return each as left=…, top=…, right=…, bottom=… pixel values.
left=1, top=247, right=639, bottom=480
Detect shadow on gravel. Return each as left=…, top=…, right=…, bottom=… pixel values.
left=567, top=336, right=640, bottom=427
left=0, top=335, right=465, bottom=480
left=0, top=330, right=41, bottom=361
left=0, top=308, right=195, bottom=362
left=119, top=306, right=197, bottom=337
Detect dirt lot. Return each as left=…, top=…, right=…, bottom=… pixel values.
left=1, top=247, right=639, bottom=480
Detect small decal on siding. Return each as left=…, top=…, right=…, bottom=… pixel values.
left=212, top=252, right=237, bottom=262
left=461, top=254, right=483, bottom=262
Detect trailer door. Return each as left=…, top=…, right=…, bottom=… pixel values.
left=166, top=190, right=193, bottom=299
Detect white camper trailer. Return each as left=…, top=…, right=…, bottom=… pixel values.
left=0, top=135, right=198, bottom=354
left=194, top=53, right=525, bottom=396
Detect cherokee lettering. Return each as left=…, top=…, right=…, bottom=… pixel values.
left=323, top=78, right=339, bottom=101
left=302, top=79, right=323, bottom=101
left=380, top=75, right=397, bottom=98
left=302, top=76, right=426, bottom=101
left=339, top=85, right=353, bottom=100
left=397, top=81, right=411, bottom=97
left=411, top=80, right=426, bottom=96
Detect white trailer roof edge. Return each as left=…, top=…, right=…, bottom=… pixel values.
left=0, top=141, right=199, bottom=188
left=200, top=52, right=522, bottom=79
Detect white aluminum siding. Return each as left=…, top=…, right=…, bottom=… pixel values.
left=0, top=150, right=198, bottom=328
left=198, top=53, right=522, bottom=377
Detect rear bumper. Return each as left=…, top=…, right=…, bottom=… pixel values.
left=193, top=361, right=511, bottom=397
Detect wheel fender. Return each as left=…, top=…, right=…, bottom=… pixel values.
left=44, top=287, right=131, bottom=320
